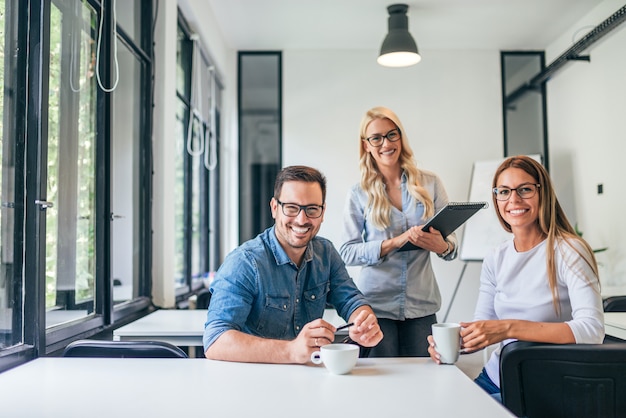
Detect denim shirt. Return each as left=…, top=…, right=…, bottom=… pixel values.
left=203, top=226, right=369, bottom=351
left=339, top=170, right=457, bottom=320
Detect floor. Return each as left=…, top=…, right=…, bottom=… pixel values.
left=456, top=349, right=486, bottom=380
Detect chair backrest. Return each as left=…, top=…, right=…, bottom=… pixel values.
left=603, top=295, right=626, bottom=312
left=196, top=289, right=212, bottom=310
left=500, top=341, right=626, bottom=418
left=62, top=340, right=188, bottom=358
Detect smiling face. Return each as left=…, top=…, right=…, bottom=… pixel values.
left=495, top=167, right=541, bottom=233
left=362, top=118, right=402, bottom=169
left=270, top=180, right=325, bottom=263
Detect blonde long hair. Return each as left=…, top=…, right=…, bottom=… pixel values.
left=492, top=156, right=600, bottom=314
left=359, top=107, right=434, bottom=230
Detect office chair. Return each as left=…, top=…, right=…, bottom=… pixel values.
left=62, top=339, right=188, bottom=358
left=196, top=289, right=212, bottom=310
left=499, top=341, right=626, bottom=418
left=603, top=295, right=626, bottom=312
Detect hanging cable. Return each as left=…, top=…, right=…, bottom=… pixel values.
left=204, top=66, right=218, bottom=171
left=95, top=0, right=119, bottom=92
left=186, top=36, right=205, bottom=157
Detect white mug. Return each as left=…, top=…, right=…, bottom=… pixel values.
left=432, top=323, right=461, bottom=364
left=311, top=343, right=359, bottom=375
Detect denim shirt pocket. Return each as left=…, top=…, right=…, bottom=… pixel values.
left=303, top=281, right=329, bottom=318
left=256, top=294, right=291, bottom=338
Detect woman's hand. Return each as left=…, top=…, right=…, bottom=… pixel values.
left=380, top=229, right=413, bottom=257
left=427, top=334, right=443, bottom=364
left=409, top=225, right=448, bottom=254
left=459, top=320, right=511, bottom=352
left=460, top=319, right=576, bottom=348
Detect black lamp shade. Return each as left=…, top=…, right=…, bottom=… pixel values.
left=378, top=4, right=421, bottom=67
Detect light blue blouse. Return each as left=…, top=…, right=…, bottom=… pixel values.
left=339, top=170, right=457, bottom=320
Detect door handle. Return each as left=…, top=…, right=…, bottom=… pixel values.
left=34, top=200, right=54, bottom=210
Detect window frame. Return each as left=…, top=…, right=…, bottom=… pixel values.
left=500, top=50, right=549, bottom=170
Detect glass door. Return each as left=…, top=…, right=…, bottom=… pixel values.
left=44, top=0, right=98, bottom=328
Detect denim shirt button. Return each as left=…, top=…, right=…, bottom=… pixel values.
left=296, top=325, right=300, bottom=331
left=296, top=298, right=300, bottom=303
left=283, top=304, right=287, bottom=309
left=311, top=295, right=316, bottom=300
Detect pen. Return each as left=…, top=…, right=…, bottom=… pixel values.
left=335, top=322, right=354, bottom=331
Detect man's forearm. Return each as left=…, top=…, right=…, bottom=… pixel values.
left=204, top=330, right=295, bottom=364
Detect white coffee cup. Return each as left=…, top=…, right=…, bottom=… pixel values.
left=311, top=343, right=359, bottom=375
left=431, top=323, right=461, bottom=364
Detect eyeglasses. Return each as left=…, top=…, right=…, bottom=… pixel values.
left=275, top=199, right=324, bottom=218
left=493, top=183, right=541, bottom=201
left=363, top=128, right=401, bottom=147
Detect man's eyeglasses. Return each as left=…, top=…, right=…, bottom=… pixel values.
left=493, top=183, right=541, bottom=201
left=275, top=199, right=324, bottom=218
left=363, top=128, right=401, bottom=147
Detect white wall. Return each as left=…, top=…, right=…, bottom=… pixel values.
left=546, top=0, right=626, bottom=291
left=151, top=0, right=178, bottom=307
left=283, top=49, right=503, bottom=321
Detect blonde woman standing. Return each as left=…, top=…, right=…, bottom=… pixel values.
left=340, top=106, right=457, bottom=357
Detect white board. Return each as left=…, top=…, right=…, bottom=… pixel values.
left=459, top=155, right=541, bottom=261
left=459, top=159, right=511, bottom=261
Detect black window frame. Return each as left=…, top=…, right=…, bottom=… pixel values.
left=500, top=50, right=549, bottom=170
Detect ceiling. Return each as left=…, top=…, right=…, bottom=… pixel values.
left=206, top=0, right=604, bottom=52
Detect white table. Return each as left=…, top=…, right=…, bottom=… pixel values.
left=113, top=309, right=207, bottom=346
left=605, top=312, right=626, bottom=340
left=0, top=357, right=513, bottom=417
left=113, top=308, right=348, bottom=347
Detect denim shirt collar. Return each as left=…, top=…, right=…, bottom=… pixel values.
left=266, top=226, right=314, bottom=268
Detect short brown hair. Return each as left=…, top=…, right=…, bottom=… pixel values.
left=273, top=165, right=327, bottom=203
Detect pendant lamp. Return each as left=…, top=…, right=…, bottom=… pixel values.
left=377, top=4, right=421, bottom=67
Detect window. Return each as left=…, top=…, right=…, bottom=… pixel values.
left=45, top=0, right=98, bottom=328
left=501, top=51, right=549, bottom=168
left=110, top=34, right=150, bottom=309
left=174, top=17, right=222, bottom=300
left=0, top=0, right=153, bottom=371
left=0, top=0, right=25, bottom=357
left=238, top=52, right=282, bottom=243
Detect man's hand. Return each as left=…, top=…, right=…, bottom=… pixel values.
left=348, top=307, right=383, bottom=347
left=287, top=318, right=336, bottom=363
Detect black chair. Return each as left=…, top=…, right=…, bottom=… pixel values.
left=196, top=289, right=212, bottom=310
left=62, top=339, right=188, bottom=358
left=500, top=341, right=626, bottom=418
left=603, top=295, right=626, bottom=312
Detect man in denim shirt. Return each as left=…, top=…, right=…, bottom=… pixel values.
left=204, top=166, right=383, bottom=363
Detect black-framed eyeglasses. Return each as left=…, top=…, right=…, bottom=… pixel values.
left=275, top=199, right=325, bottom=218
left=493, top=183, right=541, bottom=201
left=363, top=128, right=401, bottom=147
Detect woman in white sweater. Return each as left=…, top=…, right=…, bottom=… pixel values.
left=428, top=155, right=604, bottom=400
